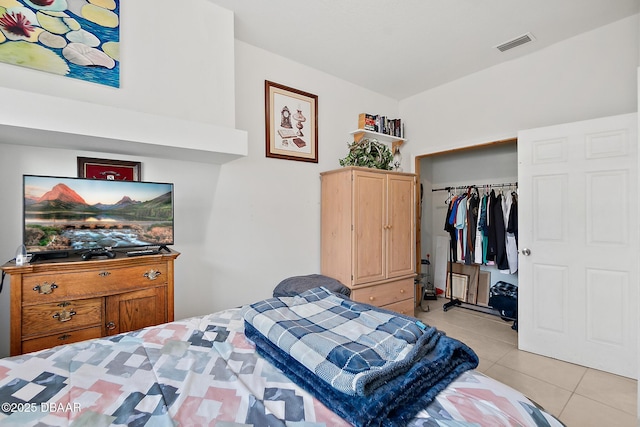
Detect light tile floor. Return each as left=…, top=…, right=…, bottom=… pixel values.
left=414, top=297, right=638, bottom=427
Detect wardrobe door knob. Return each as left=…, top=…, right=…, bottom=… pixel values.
left=521, top=248, right=531, bottom=256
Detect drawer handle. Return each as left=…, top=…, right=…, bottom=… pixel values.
left=58, top=334, right=72, bottom=341
left=53, top=309, right=76, bottom=322
left=399, top=289, right=405, bottom=294
left=33, top=282, right=58, bottom=294
left=143, top=270, right=162, bottom=281
left=369, top=296, right=375, bottom=301
left=98, top=271, right=111, bottom=277
left=106, top=321, right=116, bottom=330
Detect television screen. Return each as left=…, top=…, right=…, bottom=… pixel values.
left=23, top=175, right=174, bottom=254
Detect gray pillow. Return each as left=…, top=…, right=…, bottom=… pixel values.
left=273, top=274, right=351, bottom=298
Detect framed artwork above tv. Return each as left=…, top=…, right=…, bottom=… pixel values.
left=78, top=157, right=141, bottom=181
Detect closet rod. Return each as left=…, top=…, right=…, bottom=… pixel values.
left=431, top=182, right=517, bottom=192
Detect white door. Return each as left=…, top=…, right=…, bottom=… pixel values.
left=518, top=113, right=638, bottom=379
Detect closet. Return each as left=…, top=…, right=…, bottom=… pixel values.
left=416, top=139, right=518, bottom=320
left=415, top=113, right=637, bottom=380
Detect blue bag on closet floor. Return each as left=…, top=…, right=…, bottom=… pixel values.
left=489, top=281, right=518, bottom=329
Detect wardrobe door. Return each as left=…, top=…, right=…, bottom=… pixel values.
left=386, top=174, right=416, bottom=279
left=353, top=171, right=386, bottom=285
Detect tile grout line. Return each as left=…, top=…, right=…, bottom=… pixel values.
left=571, top=368, right=638, bottom=417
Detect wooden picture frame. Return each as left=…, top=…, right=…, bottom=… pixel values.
left=447, top=263, right=479, bottom=303
left=446, top=272, right=469, bottom=301
left=265, top=80, right=318, bottom=163
left=477, top=271, right=491, bottom=306
left=77, top=157, right=141, bottom=181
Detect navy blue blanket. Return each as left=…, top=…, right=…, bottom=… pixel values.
left=243, top=289, right=478, bottom=427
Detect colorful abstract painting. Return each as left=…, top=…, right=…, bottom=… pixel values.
left=0, top=0, right=119, bottom=87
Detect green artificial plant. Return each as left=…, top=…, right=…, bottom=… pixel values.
left=339, top=138, right=393, bottom=170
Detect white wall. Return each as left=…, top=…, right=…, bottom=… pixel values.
left=400, top=14, right=639, bottom=158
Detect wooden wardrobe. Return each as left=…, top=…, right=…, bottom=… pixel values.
left=320, top=166, right=416, bottom=315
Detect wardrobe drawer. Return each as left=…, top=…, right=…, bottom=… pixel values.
left=383, top=299, right=415, bottom=316
left=351, top=277, right=414, bottom=307
left=21, top=263, right=168, bottom=304
left=22, top=298, right=103, bottom=336
left=22, top=326, right=102, bottom=354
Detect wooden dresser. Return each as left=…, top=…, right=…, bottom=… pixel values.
left=321, top=167, right=416, bottom=315
left=1, top=250, right=179, bottom=356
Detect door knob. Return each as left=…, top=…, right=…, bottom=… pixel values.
left=521, top=248, right=531, bottom=256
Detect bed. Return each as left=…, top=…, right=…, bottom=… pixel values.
left=0, top=286, right=564, bottom=427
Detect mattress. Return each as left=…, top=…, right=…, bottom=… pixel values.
left=0, top=307, right=563, bottom=426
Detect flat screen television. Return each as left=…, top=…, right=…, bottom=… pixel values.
left=23, top=175, right=174, bottom=257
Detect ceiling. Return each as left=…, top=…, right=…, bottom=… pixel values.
left=207, top=0, right=640, bottom=100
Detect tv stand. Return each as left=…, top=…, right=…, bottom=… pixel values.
left=158, top=245, right=171, bottom=253
left=1, top=249, right=179, bottom=355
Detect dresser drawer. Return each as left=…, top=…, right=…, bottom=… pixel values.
left=351, top=277, right=414, bottom=307
left=22, top=326, right=102, bottom=354
left=22, top=263, right=167, bottom=304
left=22, top=297, right=103, bottom=336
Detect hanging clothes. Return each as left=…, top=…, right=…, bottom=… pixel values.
left=490, top=191, right=509, bottom=270
left=454, top=195, right=467, bottom=262
left=444, top=194, right=460, bottom=262
left=501, top=190, right=518, bottom=274
left=505, top=190, right=519, bottom=273
left=465, top=187, right=480, bottom=265
left=485, top=190, right=497, bottom=263
left=473, top=194, right=484, bottom=265
left=507, top=191, right=518, bottom=246
left=441, top=184, right=518, bottom=272
left=479, top=193, right=489, bottom=264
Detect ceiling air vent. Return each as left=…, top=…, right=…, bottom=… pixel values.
left=495, top=32, right=536, bottom=52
